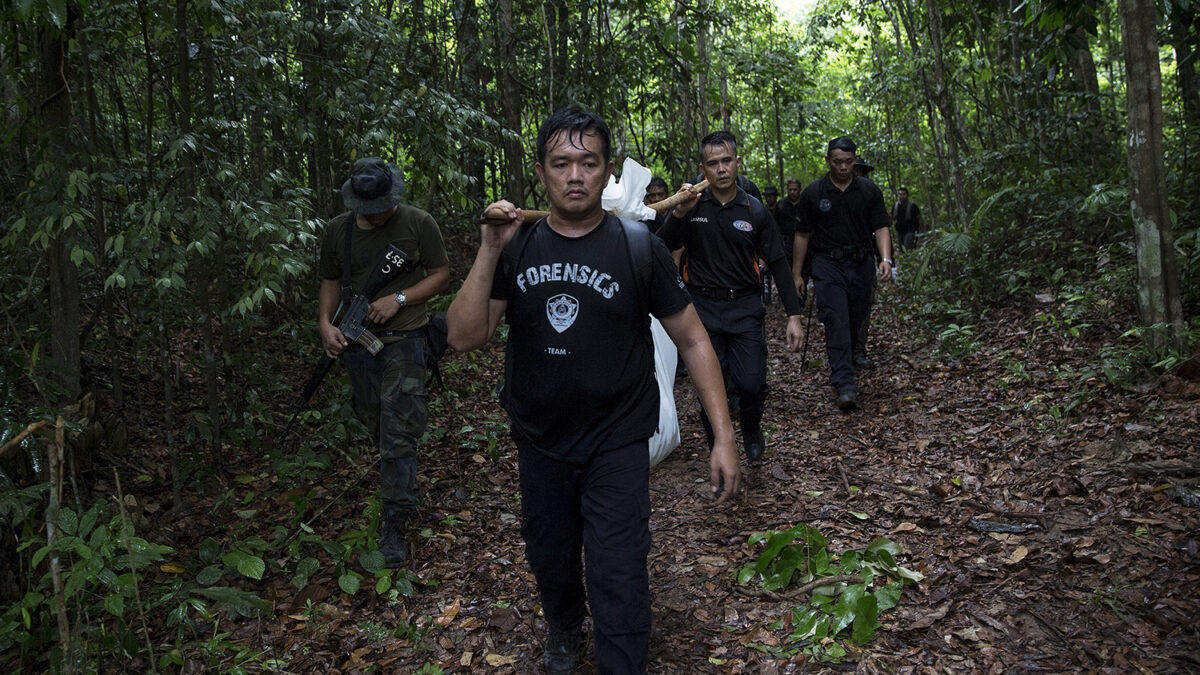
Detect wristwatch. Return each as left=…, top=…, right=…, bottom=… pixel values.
left=882, top=258, right=894, bottom=266
left=394, top=291, right=408, bottom=307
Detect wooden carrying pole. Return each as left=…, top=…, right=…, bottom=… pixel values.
left=479, top=180, right=709, bottom=225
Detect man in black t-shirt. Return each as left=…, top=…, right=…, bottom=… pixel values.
left=892, top=187, right=922, bottom=253
left=659, top=131, right=803, bottom=464
left=447, top=109, right=739, bottom=675
left=793, top=137, right=893, bottom=412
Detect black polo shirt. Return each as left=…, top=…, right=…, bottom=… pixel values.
left=796, top=174, right=890, bottom=254
left=658, top=186, right=801, bottom=315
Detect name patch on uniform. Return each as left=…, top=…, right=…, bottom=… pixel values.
left=690, top=217, right=710, bottom=223
left=819, top=199, right=832, bottom=212
left=546, top=294, right=579, bottom=333
left=732, top=220, right=753, bottom=232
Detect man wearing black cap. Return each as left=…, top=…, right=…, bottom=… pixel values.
left=317, top=157, right=450, bottom=567
left=660, top=131, right=804, bottom=462
left=792, top=138, right=892, bottom=411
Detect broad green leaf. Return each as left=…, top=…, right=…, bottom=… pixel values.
left=236, top=555, right=265, bottom=580
left=58, top=508, right=78, bottom=536
left=865, top=538, right=901, bottom=556
left=196, top=565, right=223, bottom=586
left=375, top=575, right=391, bottom=594
left=32, top=545, right=52, bottom=570
left=79, top=505, right=100, bottom=537
left=360, top=550, right=385, bottom=574
left=875, top=581, right=903, bottom=611
left=339, top=573, right=361, bottom=595
left=198, top=538, right=221, bottom=563
left=851, top=593, right=879, bottom=644
left=104, top=594, right=125, bottom=617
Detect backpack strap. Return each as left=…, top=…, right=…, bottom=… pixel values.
left=617, top=216, right=654, bottom=321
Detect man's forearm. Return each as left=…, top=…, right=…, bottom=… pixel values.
left=446, top=247, right=502, bottom=352
left=680, top=341, right=734, bottom=444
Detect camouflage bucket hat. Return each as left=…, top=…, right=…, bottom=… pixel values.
left=342, top=157, right=406, bottom=214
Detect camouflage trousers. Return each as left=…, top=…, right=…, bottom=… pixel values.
left=343, top=331, right=428, bottom=516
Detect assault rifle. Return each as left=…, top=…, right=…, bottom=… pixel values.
left=283, top=244, right=412, bottom=440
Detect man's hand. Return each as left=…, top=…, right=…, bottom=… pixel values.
left=785, top=315, right=803, bottom=352
left=672, top=183, right=701, bottom=218
left=481, top=200, right=523, bottom=250
left=319, top=322, right=347, bottom=358
left=366, top=295, right=401, bottom=325
left=877, top=260, right=893, bottom=282
left=710, top=438, right=740, bottom=504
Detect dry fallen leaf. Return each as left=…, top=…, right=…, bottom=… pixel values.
left=485, top=653, right=518, bottom=666
left=435, top=597, right=462, bottom=627
left=1007, top=545, right=1029, bottom=565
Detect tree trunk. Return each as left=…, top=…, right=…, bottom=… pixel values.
left=924, top=0, right=969, bottom=223
left=39, top=20, right=80, bottom=403
left=456, top=0, right=485, bottom=205
left=497, top=0, right=526, bottom=201
left=1119, top=0, right=1186, bottom=354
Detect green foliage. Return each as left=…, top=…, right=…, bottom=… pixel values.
left=737, top=525, right=923, bottom=662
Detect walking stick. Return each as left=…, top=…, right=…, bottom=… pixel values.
left=479, top=180, right=709, bottom=224
left=800, top=283, right=815, bottom=369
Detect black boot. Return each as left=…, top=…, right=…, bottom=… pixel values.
left=740, top=394, right=766, bottom=463
left=379, top=509, right=408, bottom=568
left=543, top=625, right=583, bottom=674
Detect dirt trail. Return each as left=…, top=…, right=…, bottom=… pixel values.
left=230, top=283, right=1199, bottom=673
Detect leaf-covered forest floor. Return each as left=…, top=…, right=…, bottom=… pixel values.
left=111, top=276, right=1198, bottom=674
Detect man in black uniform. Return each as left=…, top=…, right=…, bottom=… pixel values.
left=659, top=131, right=803, bottom=463
left=793, top=137, right=893, bottom=411
left=776, top=179, right=802, bottom=276
left=761, top=186, right=780, bottom=304
left=892, top=187, right=923, bottom=253
left=317, top=158, right=450, bottom=567
left=446, top=109, right=740, bottom=674
left=642, top=176, right=669, bottom=233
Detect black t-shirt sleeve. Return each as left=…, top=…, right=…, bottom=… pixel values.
left=648, top=235, right=691, bottom=319
left=489, top=248, right=515, bottom=301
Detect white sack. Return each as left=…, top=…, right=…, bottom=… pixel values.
left=648, top=316, right=680, bottom=467
left=602, top=157, right=657, bottom=222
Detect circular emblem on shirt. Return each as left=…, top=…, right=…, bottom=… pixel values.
left=819, top=199, right=832, bottom=212
left=732, top=220, right=753, bottom=232
left=546, top=294, right=579, bottom=334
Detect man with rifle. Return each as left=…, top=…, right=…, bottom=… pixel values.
left=316, top=157, right=449, bottom=568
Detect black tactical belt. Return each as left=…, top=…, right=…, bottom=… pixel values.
left=815, top=246, right=871, bottom=262
left=688, top=285, right=760, bottom=301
